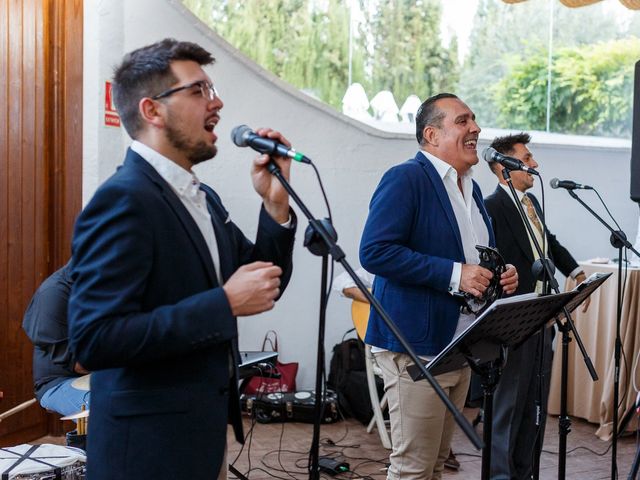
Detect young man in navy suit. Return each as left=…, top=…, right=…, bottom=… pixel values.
left=68, top=38, right=296, bottom=480
left=485, top=133, right=587, bottom=480
left=360, top=93, right=518, bottom=479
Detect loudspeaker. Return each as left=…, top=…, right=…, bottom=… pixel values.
left=631, top=60, right=640, bottom=203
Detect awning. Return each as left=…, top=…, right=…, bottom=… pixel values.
left=502, top=0, right=640, bottom=9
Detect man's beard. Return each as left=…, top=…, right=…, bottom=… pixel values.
left=165, top=116, right=216, bottom=166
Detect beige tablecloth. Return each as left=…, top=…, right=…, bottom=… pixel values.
left=548, top=261, right=640, bottom=439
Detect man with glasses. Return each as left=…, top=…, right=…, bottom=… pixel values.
left=69, top=38, right=297, bottom=480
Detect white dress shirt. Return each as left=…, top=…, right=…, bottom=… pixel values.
left=131, top=141, right=223, bottom=285
left=421, top=151, right=490, bottom=338
left=333, top=268, right=375, bottom=295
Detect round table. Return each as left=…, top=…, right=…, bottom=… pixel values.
left=548, top=261, right=640, bottom=439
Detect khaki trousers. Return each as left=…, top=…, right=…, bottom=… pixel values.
left=375, top=351, right=471, bottom=480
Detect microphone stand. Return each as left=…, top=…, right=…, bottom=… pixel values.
left=263, top=159, right=484, bottom=480
left=563, top=189, right=640, bottom=479
left=501, top=169, right=598, bottom=480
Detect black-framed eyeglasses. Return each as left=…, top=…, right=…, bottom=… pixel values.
left=151, top=80, right=219, bottom=101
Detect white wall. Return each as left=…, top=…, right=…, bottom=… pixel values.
left=83, top=0, right=639, bottom=388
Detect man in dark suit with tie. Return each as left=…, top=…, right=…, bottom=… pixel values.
left=484, top=132, right=587, bottom=480
left=69, top=38, right=296, bottom=480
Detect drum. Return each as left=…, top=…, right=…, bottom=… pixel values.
left=0, top=444, right=85, bottom=479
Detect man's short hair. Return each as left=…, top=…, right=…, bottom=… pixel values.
left=112, top=38, right=215, bottom=138
left=487, top=132, right=531, bottom=174
left=415, top=93, right=459, bottom=145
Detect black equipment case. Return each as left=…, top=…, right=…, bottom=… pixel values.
left=241, top=389, right=340, bottom=424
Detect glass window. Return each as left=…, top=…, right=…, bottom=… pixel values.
left=183, top=0, right=640, bottom=139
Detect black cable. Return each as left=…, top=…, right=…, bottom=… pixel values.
left=322, top=401, right=352, bottom=446
left=542, top=443, right=612, bottom=457
left=243, top=466, right=303, bottom=480
left=344, top=457, right=389, bottom=478
left=276, top=417, right=298, bottom=480
left=539, top=173, right=547, bottom=256
left=618, top=249, right=630, bottom=416
left=593, top=188, right=623, bottom=231
left=309, top=161, right=332, bottom=223
left=261, top=451, right=307, bottom=476
left=592, top=188, right=633, bottom=454
left=231, top=369, right=265, bottom=469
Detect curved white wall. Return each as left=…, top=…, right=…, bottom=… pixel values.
left=84, top=0, right=638, bottom=388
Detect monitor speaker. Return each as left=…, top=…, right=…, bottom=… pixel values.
left=631, top=60, right=640, bottom=203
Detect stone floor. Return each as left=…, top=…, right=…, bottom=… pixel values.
left=35, top=408, right=639, bottom=479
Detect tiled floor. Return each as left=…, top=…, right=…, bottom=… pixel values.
left=35, top=408, right=639, bottom=479
left=222, top=408, right=639, bottom=479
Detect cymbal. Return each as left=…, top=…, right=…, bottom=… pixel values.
left=71, top=374, right=91, bottom=391
left=61, top=409, right=90, bottom=421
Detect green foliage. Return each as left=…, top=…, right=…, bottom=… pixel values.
left=182, top=0, right=458, bottom=111
left=184, top=0, right=639, bottom=138
left=368, top=0, right=457, bottom=104
left=494, top=37, right=640, bottom=138
left=459, top=0, right=640, bottom=137
left=182, top=0, right=368, bottom=109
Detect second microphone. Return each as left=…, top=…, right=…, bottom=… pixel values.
left=231, top=125, right=311, bottom=164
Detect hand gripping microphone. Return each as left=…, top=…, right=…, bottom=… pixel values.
left=550, top=178, right=593, bottom=190
left=482, top=146, right=539, bottom=176
left=231, top=125, right=311, bottom=164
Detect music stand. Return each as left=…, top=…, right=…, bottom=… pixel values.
left=555, top=272, right=611, bottom=321
left=408, top=291, right=579, bottom=480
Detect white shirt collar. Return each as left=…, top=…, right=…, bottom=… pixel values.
left=419, top=150, right=474, bottom=183
left=131, top=141, right=202, bottom=200
left=498, top=183, right=527, bottom=204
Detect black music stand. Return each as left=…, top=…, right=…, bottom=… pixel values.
left=555, top=272, right=611, bottom=321
left=408, top=291, right=579, bottom=480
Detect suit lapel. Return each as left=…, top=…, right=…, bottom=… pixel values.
left=495, top=187, right=535, bottom=263
left=201, top=187, right=234, bottom=283
left=472, top=184, right=495, bottom=247
left=125, top=150, right=218, bottom=287
left=415, top=153, right=464, bottom=257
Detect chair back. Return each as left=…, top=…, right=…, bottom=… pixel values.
left=351, top=300, right=370, bottom=341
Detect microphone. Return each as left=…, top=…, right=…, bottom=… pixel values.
left=231, top=125, right=311, bottom=164
left=550, top=178, right=593, bottom=190
left=482, top=147, right=539, bottom=176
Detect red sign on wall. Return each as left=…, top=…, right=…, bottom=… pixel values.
left=104, top=81, right=120, bottom=127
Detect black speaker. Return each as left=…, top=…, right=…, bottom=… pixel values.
left=631, top=60, right=640, bottom=203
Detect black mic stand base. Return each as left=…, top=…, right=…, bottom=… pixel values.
left=466, top=345, right=507, bottom=480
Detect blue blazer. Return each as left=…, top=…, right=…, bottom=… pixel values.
left=69, top=149, right=296, bottom=480
left=359, top=152, right=494, bottom=356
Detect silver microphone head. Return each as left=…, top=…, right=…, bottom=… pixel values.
left=231, top=125, right=253, bottom=147
left=482, top=146, right=498, bottom=164
left=549, top=178, right=560, bottom=189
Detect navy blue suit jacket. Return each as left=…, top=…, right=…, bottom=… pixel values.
left=359, top=152, right=494, bottom=356
left=69, top=149, right=296, bottom=480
